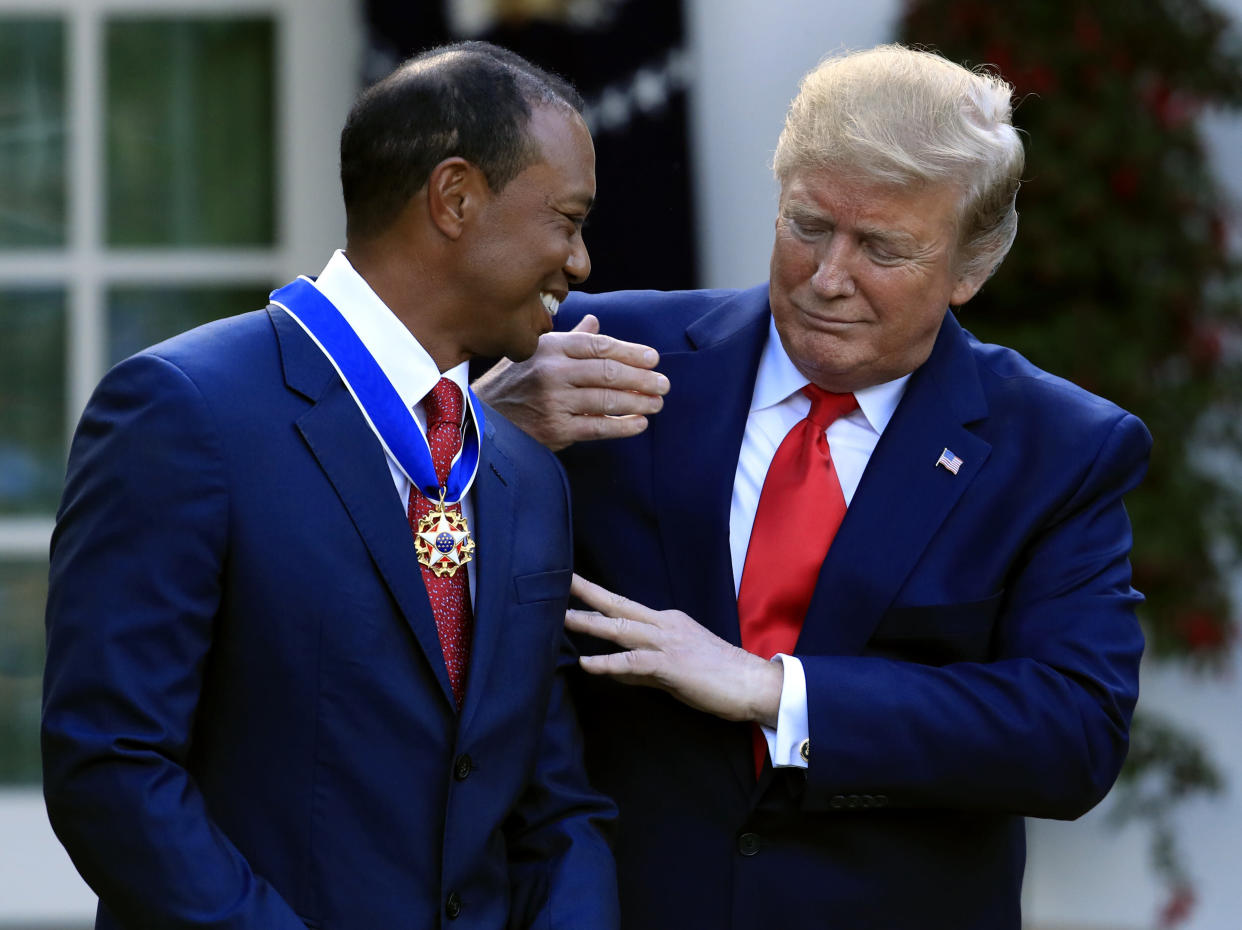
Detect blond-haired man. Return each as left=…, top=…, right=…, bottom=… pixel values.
left=477, top=45, right=1148, bottom=929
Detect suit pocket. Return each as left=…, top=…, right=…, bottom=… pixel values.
left=868, top=591, right=1005, bottom=665
left=513, top=568, right=572, bottom=604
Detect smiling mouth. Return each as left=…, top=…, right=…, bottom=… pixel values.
left=540, top=292, right=561, bottom=319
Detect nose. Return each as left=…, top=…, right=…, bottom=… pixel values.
left=810, top=239, right=855, bottom=299
left=565, top=236, right=591, bottom=284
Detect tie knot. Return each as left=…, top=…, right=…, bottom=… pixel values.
left=424, top=377, right=464, bottom=430
left=802, top=384, right=856, bottom=428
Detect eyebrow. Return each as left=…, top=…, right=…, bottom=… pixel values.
left=859, top=226, right=919, bottom=248
left=783, top=204, right=916, bottom=245
left=554, top=192, right=595, bottom=217
left=781, top=201, right=823, bottom=220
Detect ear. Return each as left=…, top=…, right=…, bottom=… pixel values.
left=949, top=266, right=989, bottom=307
left=427, top=157, right=486, bottom=240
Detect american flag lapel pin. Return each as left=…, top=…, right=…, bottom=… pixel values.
left=936, top=447, right=963, bottom=475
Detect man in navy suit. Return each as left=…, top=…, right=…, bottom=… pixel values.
left=476, top=45, right=1149, bottom=928
left=43, top=43, right=618, bottom=930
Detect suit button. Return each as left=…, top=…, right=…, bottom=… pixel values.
left=846, top=795, right=861, bottom=809
left=445, top=891, right=462, bottom=919
left=453, top=754, right=473, bottom=781
left=830, top=795, right=845, bottom=809
left=738, top=832, right=761, bottom=856
left=874, top=794, right=890, bottom=808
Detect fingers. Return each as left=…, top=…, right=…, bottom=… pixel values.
left=535, top=332, right=670, bottom=407
left=570, top=573, right=650, bottom=620
left=566, top=385, right=665, bottom=418
left=555, top=328, right=664, bottom=374
left=568, top=313, right=601, bottom=334
left=563, top=413, right=653, bottom=444
left=565, top=608, right=654, bottom=653
left=578, top=649, right=648, bottom=679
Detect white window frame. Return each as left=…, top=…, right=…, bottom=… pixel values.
left=0, top=0, right=361, bottom=922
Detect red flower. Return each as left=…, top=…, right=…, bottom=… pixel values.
left=1188, top=324, right=1223, bottom=369
left=1209, top=213, right=1229, bottom=251
left=1174, top=610, right=1229, bottom=652
left=1074, top=11, right=1103, bottom=50
left=1141, top=80, right=1202, bottom=129
left=1109, top=165, right=1140, bottom=200
left=983, top=41, right=1014, bottom=80
left=1158, top=885, right=1196, bottom=928
left=949, top=1, right=989, bottom=31
left=1021, top=64, right=1057, bottom=95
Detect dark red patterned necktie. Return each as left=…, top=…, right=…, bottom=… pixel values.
left=408, top=377, right=473, bottom=707
left=737, top=385, right=857, bottom=774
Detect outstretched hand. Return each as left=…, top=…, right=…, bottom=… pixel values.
left=472, top=314, right=669, bottom=451
left=566, top=574, right=783, bottom=726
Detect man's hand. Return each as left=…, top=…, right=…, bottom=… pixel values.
left=473, top=314, right=670, bottom=451
left=566, top=574, right=783, bottom=726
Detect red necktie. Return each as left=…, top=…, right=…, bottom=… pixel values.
left=408, top=377, right=473, bottom=707
left=737, top=385, right=857, bottom=774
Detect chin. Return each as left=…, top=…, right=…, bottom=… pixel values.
left=499, top=335, right=540, bottom=363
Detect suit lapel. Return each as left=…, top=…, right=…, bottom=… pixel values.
left=795, top=312, right=992, bottom=658
left=458, top=415, right=516, bottom=733
left=270, top=306, right=457, bottom=708
left=649, top=287, right=771, bottom=645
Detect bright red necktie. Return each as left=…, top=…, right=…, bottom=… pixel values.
left=408, top=378, right=473, bottom=707
left=737, top=385, right=857, bottom=775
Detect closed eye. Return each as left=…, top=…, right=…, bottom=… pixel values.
left=786, top=215, right=829, bottom=241
left=865, top=243, right=903, bottom=263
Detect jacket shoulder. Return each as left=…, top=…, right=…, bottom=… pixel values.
left=559, top=287, right=753, bottom=352
left=964, top=329, right=1150, bottom=446
left=478, top=399, right=570, bottom=494
left=134, top=308, right=279, bottom=386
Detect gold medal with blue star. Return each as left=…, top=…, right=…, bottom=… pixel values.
left=415, top=488, right=475, bottom=578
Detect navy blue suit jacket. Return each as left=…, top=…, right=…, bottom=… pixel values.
left=558, top=285, right=1149, bottom=930
left=43, top=305, right=618, bottom=930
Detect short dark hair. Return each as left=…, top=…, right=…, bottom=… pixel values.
left=340, top=41, right=584, bottom=241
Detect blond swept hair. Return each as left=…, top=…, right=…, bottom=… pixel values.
left=774, top=44, right=1025, bottom=282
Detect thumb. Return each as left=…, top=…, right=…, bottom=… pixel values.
left=569, top=313, right=600, bottom=334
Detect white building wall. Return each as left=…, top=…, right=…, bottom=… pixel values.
left=0, top=0, right=361, bottom=924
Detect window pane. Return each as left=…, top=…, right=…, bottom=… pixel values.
left=105, top=18, right=276, bottom=246
left=0, top=18, right=67, bottom=247
left=0, top=289, right=66, bottom=515
left=108, top=284, right=269, bottom=364
left=0, top=559, right=49, bottom=785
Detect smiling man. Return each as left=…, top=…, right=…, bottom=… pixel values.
left=43, top=42, right=617, bottom=930
left=476, top=44, right=1150, bottom=929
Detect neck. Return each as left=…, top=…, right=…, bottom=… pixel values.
left=344, top=245, right=467, bottom=373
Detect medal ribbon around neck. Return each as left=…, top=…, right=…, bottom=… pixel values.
left=270, top=277, right=485, bottom=504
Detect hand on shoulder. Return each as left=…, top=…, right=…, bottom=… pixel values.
left=473, top=314, right=670, bottom=450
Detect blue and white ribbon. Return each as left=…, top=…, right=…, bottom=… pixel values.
left=270, top=276, right=485, bottom=504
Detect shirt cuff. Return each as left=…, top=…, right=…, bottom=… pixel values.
left=760, top=653, right=809, bottom=769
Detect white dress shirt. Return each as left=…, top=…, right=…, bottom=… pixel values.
left=730, top=316, right=908, bottom=767
left=311, top=249, right=478, bottom=602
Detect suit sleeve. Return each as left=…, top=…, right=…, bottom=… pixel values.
left=504, top=460, right=620, bottom=930
left=42, top=353, right=307, bottom=929
left=798, top=411, right=1150, bottom=819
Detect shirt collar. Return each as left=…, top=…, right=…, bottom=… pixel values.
left=752, top=314, right=909, bottom=435
left=312, top=249, right=471, bottom=416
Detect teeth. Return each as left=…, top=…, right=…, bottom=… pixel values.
left=540, top=292, right=560, bottom=317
